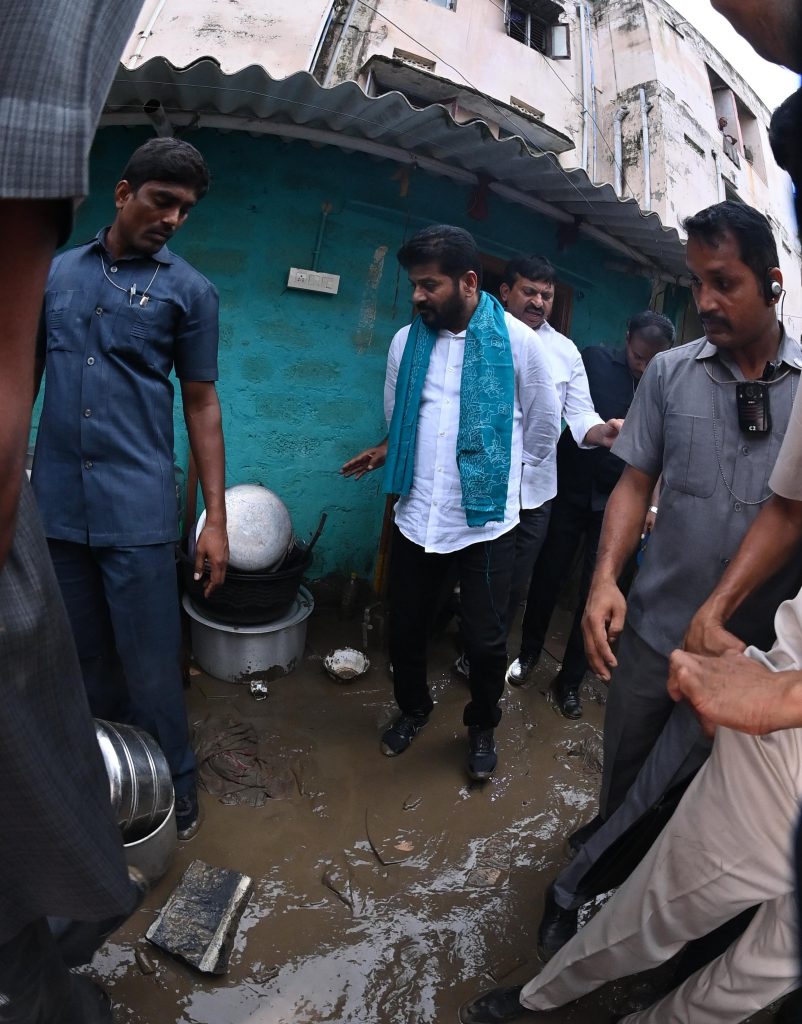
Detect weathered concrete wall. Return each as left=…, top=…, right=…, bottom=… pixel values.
left=123, top=0, right=332, bottom=76
left=592, top=0, right=802, bottom=338
left=31, top=126, right=652, bottom=576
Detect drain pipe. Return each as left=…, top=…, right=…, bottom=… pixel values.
left=323, top=0, right=359, bottom=88
left=579, top=0, right=591, bottom=173
left=144, top=99, right=174, bottom=137
left=639, top=87, right=652, bottom=211
left=585, top=0, right=598, bottom=181
left=127, top=0, right=167, bottom=67
left=712, top=150, right=726, bottom=202
left=613, top=105, right=629, bottom=197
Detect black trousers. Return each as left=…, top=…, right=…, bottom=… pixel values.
left=388, top=527, right=516, bottom=730
left=518, top=496, right=604, bottom=690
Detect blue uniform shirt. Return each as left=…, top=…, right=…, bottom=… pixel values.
left=33, top=229, right=219, bottom=546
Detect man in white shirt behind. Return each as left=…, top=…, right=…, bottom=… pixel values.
left=455, top=256, right=622, bottom=691
left=378, top=225, right=560, bottom=782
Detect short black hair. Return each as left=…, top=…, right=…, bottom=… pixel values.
left=397, top=224, right=483, bottom=286
left=770, top=88, right=802, bottom=187
left=627, top=310, right=675, bottom=346
left=120, top=138, right=210, bottom=199
left=502, top=255, right=556, bottom=288
left=682, top=201, right=779, bottom=284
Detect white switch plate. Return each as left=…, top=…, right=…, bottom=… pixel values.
left=287, top=267, right=340, bottom=294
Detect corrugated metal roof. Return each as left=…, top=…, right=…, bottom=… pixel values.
left=103, top=58, right=688, bottom=280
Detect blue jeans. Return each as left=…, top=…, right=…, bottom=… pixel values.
left=47, top=540, right=195, bottom=799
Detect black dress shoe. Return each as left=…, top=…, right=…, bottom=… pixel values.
left=550, top=678, right=582, bottom=719
left=459, top=985, right=530, bottom=1023
left=537, top=883, right=578, bottom=961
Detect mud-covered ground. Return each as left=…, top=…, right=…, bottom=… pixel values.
left=89, top=603, right=777, bottom=1023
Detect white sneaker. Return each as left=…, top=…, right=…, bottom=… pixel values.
left=505, top=653, right=537, bottom=687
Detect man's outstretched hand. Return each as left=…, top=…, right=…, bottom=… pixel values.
left=340, top=441, right=388, bottom=480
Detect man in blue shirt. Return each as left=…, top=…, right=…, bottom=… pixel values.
left=33, top=138, right=228, bottom=840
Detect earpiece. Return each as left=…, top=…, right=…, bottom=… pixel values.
left=771, top=280, right=782, bottom=298
left=765, top=270, right=783, bottom=302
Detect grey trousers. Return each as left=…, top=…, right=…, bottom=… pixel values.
left=554, top=623, right=711, bottom=911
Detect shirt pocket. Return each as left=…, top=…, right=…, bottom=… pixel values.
left=662, top=412, right=722, bottom=499
left=107, top=296, right=174, bottom=363
left=45, top=290, right=82, bottom=351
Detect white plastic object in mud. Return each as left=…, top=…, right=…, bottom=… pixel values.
left=324, top=648, right=370, bottom=682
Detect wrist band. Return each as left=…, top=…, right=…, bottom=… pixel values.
left=649, top=505, right=659, bottom=514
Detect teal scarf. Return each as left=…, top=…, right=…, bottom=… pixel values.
left=383, top=291, right=514, bottom=527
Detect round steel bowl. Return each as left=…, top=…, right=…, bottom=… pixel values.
left=94, top=720, right=174, bottom=843
left=196, top=483, right=293, bottom=572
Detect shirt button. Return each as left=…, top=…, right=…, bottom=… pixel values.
left=84, top=460, right=93, bottom=469
left=86, top=356, right=95, bottom=366
left=722, top=557, right=730, bottom=566
left=95, top=306, right=103, bottom=316
left=741, top=445, right=750, bottom=455
left=110, top=265, right=118, bottom=273
left=437, top=466, right=443, bottom=473
left=734, top=502, right=742, bottom=512
left=439, top=431, right=445, bottom=437
left=83, top=408, right=92, bottom=417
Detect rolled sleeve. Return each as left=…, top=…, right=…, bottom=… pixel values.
left=564, top=351, right=604, bottom=448
left=770, top=384, right=802, bottom=500
left=611, top=355, right=665, bottom=476
left=173, top=283, right=220, bottom=381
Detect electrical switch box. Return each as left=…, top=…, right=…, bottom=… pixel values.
left=287, top=267, right=340, bottom=295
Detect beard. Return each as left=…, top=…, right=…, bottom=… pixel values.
left=417, top=287, right=468, bottom=332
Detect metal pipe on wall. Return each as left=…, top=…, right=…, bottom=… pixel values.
left=128, top=0, right=167, bottom=67
left=613, top=106, right=629, bottom=198
left=585, top=0, right=598, bottom=181
left=639, top=86, right=652, bottom=211
left=578, top=1, right=591, bottom=173
left=323, top=0, right=359, bottom=88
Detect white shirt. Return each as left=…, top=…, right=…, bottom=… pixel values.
left=384, top=312, right=560, bottom=554
left=520, top=320, right=604, bottom=509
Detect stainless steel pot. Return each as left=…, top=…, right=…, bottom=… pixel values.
left=94, top=720, right=174, bottom=842
left=183, top=586, right=314, bottom=682
left=125, top=799, right=177, bottom=886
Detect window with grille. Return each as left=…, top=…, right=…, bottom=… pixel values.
left=426, top=0, right=456, bottom=9
left=505, top=2, right=570, bottom=59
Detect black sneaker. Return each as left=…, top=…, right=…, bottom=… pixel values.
left=175, top=786, right=201, bottom=840
left=467, top=726, right=497, bottom=780
left=381, top=711, right=429, bottom=756
left=505, top=653, right=538, bottom=687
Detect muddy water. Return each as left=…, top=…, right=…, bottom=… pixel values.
left=90, top=607, right=773, bottom=1023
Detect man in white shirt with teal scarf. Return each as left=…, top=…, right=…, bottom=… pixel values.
left=381, top=225, right=560, bottom=781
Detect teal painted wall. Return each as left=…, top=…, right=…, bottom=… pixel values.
left=32, top=127, right=652, bottom=576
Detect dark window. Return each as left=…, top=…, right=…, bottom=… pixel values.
left=505, top=2, right=570, bottom=59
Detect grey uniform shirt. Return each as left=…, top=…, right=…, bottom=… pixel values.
left=613, top=331, right=802, bottom=657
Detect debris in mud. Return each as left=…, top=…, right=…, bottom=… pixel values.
left=249, top=680, right=269, bottom=701
left=194, top=715, right=296, bottom=805
left=365, top=808, right=425, bottom=865
left=146, top=859, right=253, bottom=975
left=467, top=834, right=512, bottom=888
left=581, top=679, right=608, bottom=706
left=134, top=947, right=156, bottom=975
left=321, top=864, right=354, bottom=910
left=402, top=794, right=422, bottom=811
left=554, top=733, right=604, bottom=775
